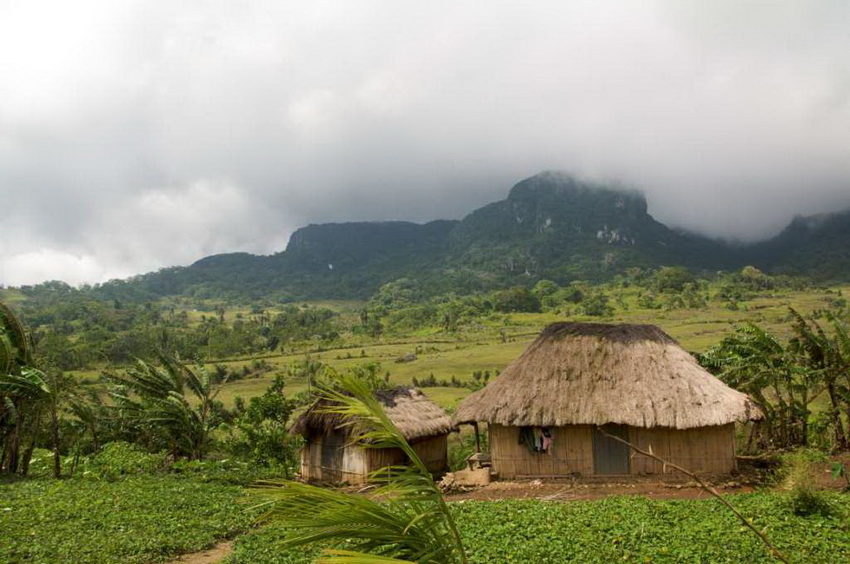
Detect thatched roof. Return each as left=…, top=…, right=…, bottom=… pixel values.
left=291, top=387, right=453, bottom=441
left=454, top=322, right=763, bottom=430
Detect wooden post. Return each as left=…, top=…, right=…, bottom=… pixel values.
left=472, top=422, right=481, bottom=453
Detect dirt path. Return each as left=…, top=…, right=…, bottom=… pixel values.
left=445, top=478, right=755, bottom=502
left=167, top=541, right=233, bottom=564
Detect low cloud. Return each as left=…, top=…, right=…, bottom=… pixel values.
left=1, top=1, right=849, bottom=285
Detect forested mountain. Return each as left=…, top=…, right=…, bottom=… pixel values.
left=21, top=172, right=850, bottom=301
left=744, top=210, right=850, bottom=280
left=442, top=172, right=736, bottom=282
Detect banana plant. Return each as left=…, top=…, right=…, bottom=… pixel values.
left=109, top=355, right=225, bottom=460
left=1, top=301, right=43, bottom=475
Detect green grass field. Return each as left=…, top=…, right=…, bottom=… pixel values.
left=197, top=285, right=849, bottom=409
left=58, top=284, right=850, bottom=411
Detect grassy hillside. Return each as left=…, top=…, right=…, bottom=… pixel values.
left=157, top=283, right=849, bottom=410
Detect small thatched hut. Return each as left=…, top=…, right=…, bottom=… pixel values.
left=454, top=322, right=762, bottom=478
left=291, top=387, right=452, bottom=484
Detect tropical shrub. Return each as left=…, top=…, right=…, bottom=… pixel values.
left=79, top=441, right=168, bottom=480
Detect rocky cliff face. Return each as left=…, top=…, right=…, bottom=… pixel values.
left=444, top=171, right=733, bottom=281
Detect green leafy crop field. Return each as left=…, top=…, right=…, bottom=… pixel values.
left=0, top=476, right=254, bottom=564
left=226, top=494, right=850, bottom=563
left=2, top=470, right=848, bottom=563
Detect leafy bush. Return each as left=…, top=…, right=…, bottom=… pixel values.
left=448, top=431, right=489, bottom=472
left=782, top=451, right=834, bottom=517
left=79, top=441, right=167, bottom=480
left=171, top=458, right=291, bottom=486
left=788, top=484, right=834, bottom=517
left=222, top=375, right=300, bottom=475
left=581, top=292, right=613, bottom=317
left=492, top=287, right=541, bottom=313
left=24, top=449, right=56, bottom=478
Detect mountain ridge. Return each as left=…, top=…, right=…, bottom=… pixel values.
left=66, top=172, right=850, bottom=301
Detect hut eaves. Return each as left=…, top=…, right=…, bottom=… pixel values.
left=291, top=387, right=453, bottom=441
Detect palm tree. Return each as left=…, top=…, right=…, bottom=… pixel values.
left=256, top=372, right=467, bottom=563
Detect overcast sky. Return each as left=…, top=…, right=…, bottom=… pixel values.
left=2, top=1, right=849, bottom=286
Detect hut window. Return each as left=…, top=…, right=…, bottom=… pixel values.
left=518, top=427, right=552, bottom=453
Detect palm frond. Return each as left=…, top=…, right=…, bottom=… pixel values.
left=316, top=550, right=415, bottom=564
left=256, top=372, right=467, bottom=563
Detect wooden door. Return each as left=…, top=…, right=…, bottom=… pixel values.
left=593, top=424, right=630, bottom=475
left=320, top=432, right=345, bottom=482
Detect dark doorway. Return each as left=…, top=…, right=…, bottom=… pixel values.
left=593, top=424, right=631, bottom=475
left=320, top=433, right=345, bottom=482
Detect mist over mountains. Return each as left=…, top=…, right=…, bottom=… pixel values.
left=51, top=172, right=850, bottom=301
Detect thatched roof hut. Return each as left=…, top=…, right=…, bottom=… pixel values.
left=292, top=387, right=452, bottom=484
left=455, top=322, right=761, bottom=428
left=292, top=387, right=453, bottom=440
left=454, top=322, right=762, bottom=478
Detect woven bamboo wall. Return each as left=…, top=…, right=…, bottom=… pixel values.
left=366, top=435, right=447, bottom=476
left=411, top=435, right=448, bottom=474
left=300, top=435, right=372, bottom=484
left=301, top=432, right=449, bottom=484
left=629, top=423, right=736, bottom=475
left=489, top=423, right=736, bottom=478
left=489, top=424, right=594, bottom=478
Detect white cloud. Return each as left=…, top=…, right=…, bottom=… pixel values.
left=1, top=0, right=849, bottom=285
left=1, top=249, right=113, bottom=287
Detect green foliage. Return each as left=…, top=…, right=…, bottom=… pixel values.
left=0, top=475, right=254, bottom=564
left=653, top=266, right=697, bottom=293
left=224, top=375, right=299, bottom=472
left=492, top=287, right=541, bottom=313
left=226, top=524, right=322, bottom=563
left=109, top=355, right=227, bottom=460
left=580, top=292, right=613, bottom=317
left=170, top=458, right=291, bottom=486
left=413, top=370, right=491, bottom=392
left=832, top=462, right=849, bottom=491
left=22, top=448, right=57, bottom=478
left=370, top=279, right=424, bottom=309
left=1, top=301, right=33, bottom=371
left=782, top=452, right=834, bottom=517
left=227, top=494, right=850, bottom=564
left=1, top=302, right=76, bottom=478
left=450, top=495, right=849, bottom=563
left=448, top=431, right=489, bottom=472
left=347, top=361, right=391, bottom=391
left=699, top=307, right=850, bottom=451
left=79, top=441, right=168, bottom=480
